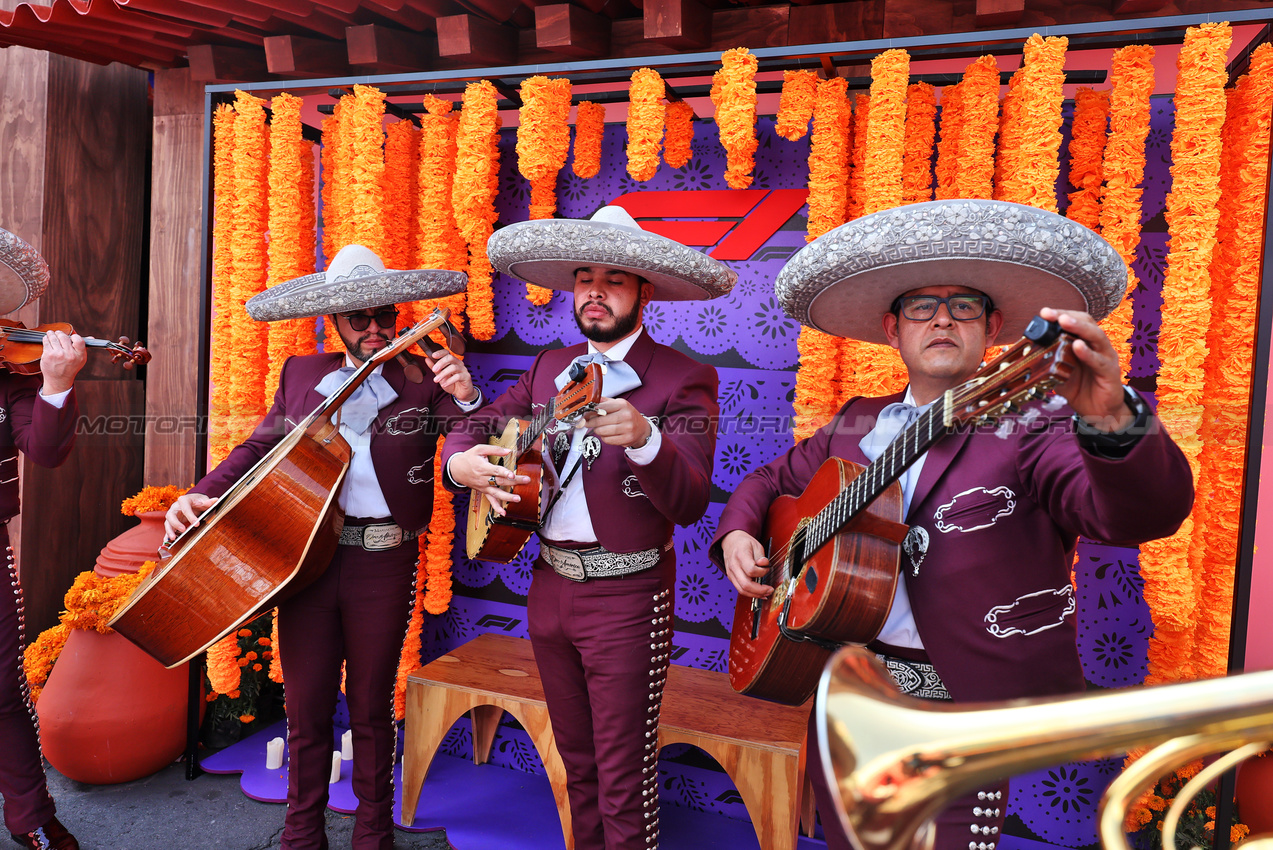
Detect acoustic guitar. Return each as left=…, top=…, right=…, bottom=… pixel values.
left=729, top=317, right=1079, bottom=705
left=466, top=361, right=604, bottom=562
left=109, top=309, right=458, bottom=669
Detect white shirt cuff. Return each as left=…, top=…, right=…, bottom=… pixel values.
left=455, top=388, right=483, bottom=411
left=39, top=388, right=71, bottom=409
left=624, top=422, right=662, bottom=466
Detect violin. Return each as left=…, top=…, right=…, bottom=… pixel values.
left=0, top=318, right=151, bottom=374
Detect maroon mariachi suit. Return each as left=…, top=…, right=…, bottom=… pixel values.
left=0, top=376, right=77, bottom=836
left=191, top=353, right=470, bottom=850
left=711, top=391, right=1193, bottom=850
left=444, top=331, right=717, bottom=849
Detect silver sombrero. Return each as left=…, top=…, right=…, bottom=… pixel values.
left=488, top=205, right=737, bottom=301
left=776, top=199, right=1126, bottom=343
left=246, top=244, right=468, bottom=321
left=0, top=228, right=50, bottom=314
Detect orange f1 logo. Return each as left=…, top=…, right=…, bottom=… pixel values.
left=609, top=189, right=810, bottom=261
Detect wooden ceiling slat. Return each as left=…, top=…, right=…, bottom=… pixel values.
left=114, top=0, right=235, bottom=29
left=789, top=0, right=883, bottom=45
left=360, top=0, right=436, bottom=31
left=450, top=0, right=525, bottom=25
left=264, top=33, right=351, bottom=76
left=437, top=12, right=516, bottom=63
left=535, top=2, right=610, bottom=57
left=270, top=6, right=360, bottom=39
left=346, top=23, right=435, bottom=71
left=975, top=0, right=1023, bottom=26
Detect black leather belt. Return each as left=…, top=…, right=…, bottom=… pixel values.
left=338, top=520, right=419, bottom=550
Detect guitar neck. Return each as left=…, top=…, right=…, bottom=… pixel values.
left=516, top=398, right=558, bottom=454
left=801, top=395, right=951, bottom=557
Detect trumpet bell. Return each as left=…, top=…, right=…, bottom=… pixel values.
left=816, top=645, right=1273, bottom=850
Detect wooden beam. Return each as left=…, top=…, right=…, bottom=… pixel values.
left=974, top=0, right=1022, bottom=27
left=1111, top=0, right=1170, bottom=13
left=644, top=0, right=711, bottom=48
left=881, top=0, right=952, bottom=39
left=436, top=14, right=518, bottom=65
left=535, top=3, right=610, bottom=58
left=346, top=24, right=436, bottom=72
left=452, top=0, right=525, bottom=23
left=187, top=43, right=269, bottom=83
left=264, top=34, right=350, bottom=78
left=789, top=1, right=884, bottom=45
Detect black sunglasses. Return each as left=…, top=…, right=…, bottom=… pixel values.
left=340, top=309, right=399, bottom=332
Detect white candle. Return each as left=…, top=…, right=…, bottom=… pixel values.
left=341, top=729, right=353, bottom=761
left=329, top=751, right=341, bottom=784
left=265, top=737, right=285, bottom=771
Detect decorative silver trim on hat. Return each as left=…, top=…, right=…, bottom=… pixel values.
left=488, top=206, right=737, bottom=302
left=775, top=199, right=1126, bottom=343
left=0, top=228, right=50, bottom=314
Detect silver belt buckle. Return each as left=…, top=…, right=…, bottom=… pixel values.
left=548, top=547, right=587, bottom=582
left=361, top=523, right=404, bottom=551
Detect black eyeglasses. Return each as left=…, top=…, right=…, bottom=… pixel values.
left=894, top=294, right=991, bottom=322
left=339, top=309, right=399, bottom=331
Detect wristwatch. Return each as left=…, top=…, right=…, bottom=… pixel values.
left=1073, top=386, right=1150, bottom=453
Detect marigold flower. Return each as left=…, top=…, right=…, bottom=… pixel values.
left=627, top=68, right=665, bottom=182
left=711, top=48, right=759, bottom=189
left=572, top=101, right=606, bottom=179
left=776, top=69, right=818, bottom=140
left=240, top=714, right=255, bottom=724
left=902, top=82, right=937, bottom=204
left=453, top=80, right=501, bottom=340
left=663, top=101, right=695, bottom=169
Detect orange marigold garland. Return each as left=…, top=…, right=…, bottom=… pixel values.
left=994, top=67, right=1025, bottom=200
left=346, top=85, right=387, bottom=257
left=902, top=82, right=938, bottom=204
left=845, top=95, right=870, bottom=222
left=954, top=56, right=1000, bottom=200
left=627, top=68, right=666, bottom=182
left=1189, top=44, right=1273, bottom=680
left=228, top=91, right=270, bottom=446
left=776, top=69, right=818, bottom=141
left=998, top=35, right=1068, bottom=211
left=1065, top=88, right=1110, bottom=231
left=663, top=100, right=695, bottom=169
left=934, top=83, right=964, bottom=200
left=322, top=98, right=350, bottom=354
left=382, top=119, right=420, bottom=273
left=453, top=80, right=501, bottom=340
left=266, top=93, right=318, bottom=401
left=209, top=104, right=237, bottom=466
left=711, top=48, right=759, bottom=189
left=269, top=608, right=283, bottom=682
left=415, top=97, right=468, bottom=328
left=572, top=101, right=606, bottom=179
left=517, top=76, right=573, bottom=305
left=863, top=49, right=909, bottom=216
left=121, top=484, right=189, bottom=516
left=1099, top=45, right=1156, bottom=377
left=1141, top=21, right=1231, bottom=688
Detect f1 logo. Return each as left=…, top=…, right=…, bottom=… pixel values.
left=609, top=189, right=809, bottom=261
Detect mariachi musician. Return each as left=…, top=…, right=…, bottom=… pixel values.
left=713, top=200, right=1194, bottom=850
left=0, top=228, right=87, bottom=850
left=165, top=245, right=480, bottom=850
left=444, top=206, right=734, bottom=850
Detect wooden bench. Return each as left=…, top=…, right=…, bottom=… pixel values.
left=401, top=632, right=814, bottom=850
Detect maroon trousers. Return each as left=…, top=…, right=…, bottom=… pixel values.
left=276, top=541, right=418, bottom=850
left=527, top=557, right=675, bottom=850
left=0, top=525, right=56, bottom=836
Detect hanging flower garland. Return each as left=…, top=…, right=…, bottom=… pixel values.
left=572, top=101, right=606, bottom=179
left=210, top=104, right=237, bottom=466
left=1188, top=44, right=1273, bottom=680
left=322, top=99, right=349, bottom=354
left=382, top=119, right=420, bottom=274
left=993, top=68, right=1024, bottom=199
left=320, top=104, right=340, bottom=267
left=902, top=82, right=937, bottom=204
left=453, top=80, right=501, bottom=340
left=955, top=56, right=1000, bottom=200
left=792, top=76, right=852, bottom=441
left=346, top=85, right=387, bottom=258
left=999, top=35, right=1068, bottom=211
left=627, top=68, right=666, bottom=182
left=265, top=93, right=318, bottom=402
left=934, top=83, right=964, bottom=200
left=417, top=95, right=468, bottom=332
left=712, top=47, right=759, bottom=189
left=1065, top=88, right=1110, bottom=231
left=1100, top=45, right=1156, bottom=377
left=269, top=609, right=282, bottom=682
left=663, top=100, right=695, bottom=169
left=863, top=49, right=908, bottom=216
left=228, top=90, right=270, bottom=448
left=776, top=69, right=818, bottom=141
left=845, top=95, right=870, bottom=222
left=517, top=76, right=573, bottom=305
left=1141, top=21, right=1231, bottom=688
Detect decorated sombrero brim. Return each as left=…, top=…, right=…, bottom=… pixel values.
left=487, top=206, right=737, bottom=301
left=776, top=199, right=1126, bottom=344
left=246, top=244, right=468, bottom=321
left=0, top=227, right=50, bottom=315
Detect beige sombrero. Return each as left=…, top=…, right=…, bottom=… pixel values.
left=776, top=199, right=1127, bottom=343
left=0, top=228, right=50, bottom=314
left=487, top=205, right=737, bottom=301
left=246, top=244, right=468, bottom=322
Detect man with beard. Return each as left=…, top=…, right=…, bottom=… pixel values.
left=445, top=206, right=735, bottom=850
left=165, top=245, right=481, bottom=850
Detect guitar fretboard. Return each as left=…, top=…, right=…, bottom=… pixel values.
left=517, top=399, right=558, bottom=454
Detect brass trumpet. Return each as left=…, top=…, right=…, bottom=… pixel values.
left=816, top=645, right=1273, bottom=850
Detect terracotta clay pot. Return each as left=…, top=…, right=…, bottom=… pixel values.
left=36, top=511, right=200, bottom=784
left=1237, top=754, right=1273, bottom=835
left=95, top=509, right=167, bottom=578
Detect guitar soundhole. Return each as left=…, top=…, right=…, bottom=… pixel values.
left=805, top=567, right=818, bottom=593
